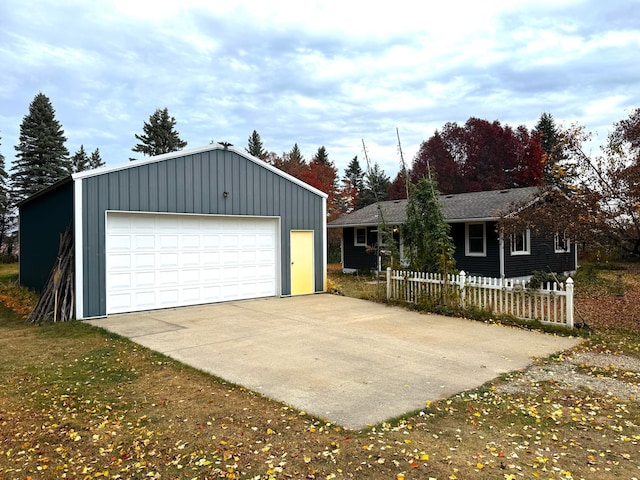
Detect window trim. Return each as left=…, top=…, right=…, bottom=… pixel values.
left=465, top=222, right=486, bottom=257
left=554, top=234, right=570, bottom=253
left=354, top=227, right=367, bottom=246
left=510, top=229, right=531, bottom=256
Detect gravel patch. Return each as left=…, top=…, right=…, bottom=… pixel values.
left=496, top=351, right=640, bottom=400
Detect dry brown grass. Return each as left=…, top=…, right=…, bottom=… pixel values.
left=1, top=264, right=640, bottom=479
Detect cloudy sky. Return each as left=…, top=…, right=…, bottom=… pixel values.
left=1, top=0, right=639, bottom=179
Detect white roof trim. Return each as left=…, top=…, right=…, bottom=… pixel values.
left=71, top=144, right=328, bottom=199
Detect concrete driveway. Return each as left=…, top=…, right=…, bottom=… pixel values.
left=87, top=294, right=580, bottom=430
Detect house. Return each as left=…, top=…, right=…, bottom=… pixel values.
left=328, top=187, right=576, bottom=279
left=19, top=144, right=327, bottom=319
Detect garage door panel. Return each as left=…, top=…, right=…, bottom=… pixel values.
left=181, top=251, right=200, bottom=266
left=134, top=253, right=155, bottom=269
left=133, top=291, right=156, bottom=308
left=158, top=270, right=179, bottom=286
left=133, top=216, right=156, bottom=231
left=182, top=287, right=201, bottom=302
left=134, top=271, right=156, bottom=288
left=202, top=252, right=219, bottom=265
left=222, top=235, right=239, bottom=247
left=106, top=213, right=278, bottom=314
left=109, top=235, right=131, bottom=250
left=178, top=217, right=200, bottom=232
left=134, top=235, right=155, bottom=249
left=110, top=254, right=131, bottom=269
left=157, top=217, right=178, bottom=231
left=180, top=269, right=200, bottom=284
left=109, top=292, right=132, bottom=310
left=159, top=235, right=178, bottom=249
left=202, top=235, right=220, bottom=248
left=181, top=235, right=200, bottom=249
left=223, top=251, right=239, bottom=264
left=202, top=285, right=221, bottom=300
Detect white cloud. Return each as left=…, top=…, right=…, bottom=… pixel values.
left=0, top=0, right=638, bottom=178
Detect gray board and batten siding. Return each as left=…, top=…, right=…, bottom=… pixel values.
left=76, top=148, right=326, bottom=317
left=75, top=147, right=327, bottom=318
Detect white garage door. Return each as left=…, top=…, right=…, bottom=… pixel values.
left=105, top=212, right=278, bottom=314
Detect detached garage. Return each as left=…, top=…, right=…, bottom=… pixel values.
left=19, top=144, right=327, bottom=319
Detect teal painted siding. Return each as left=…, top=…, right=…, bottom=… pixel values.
left=19, top=179, right=74, bottom=292
left=81, top=149, right=325, bottom=318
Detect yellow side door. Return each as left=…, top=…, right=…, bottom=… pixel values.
left=290, top=230, right=314, bottom=295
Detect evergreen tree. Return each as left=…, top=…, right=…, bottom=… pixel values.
left=289, top=143, right=304, bottom=166
left=89, top=148, right=105, bottom=169
left=246, top=130, right=267, bottom=159
left=312, top=146, right=330, bottom=165
left=11, top=93, right=70, bottom=203
left=403, top=177, right=456, bottom=275
left=71, top=144, right=90, bottom=172
left=132, top=107, right=187, bottom=158
left=359, top=162, right=390, bottom=207
left=344, top=156, right=364, bottom=192
left=0, top=134, right=14, bottom=254
left=535, top=112, right=565, bottom=186
left=342, top=156, right=364, bottom=209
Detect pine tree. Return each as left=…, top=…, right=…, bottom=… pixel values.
left=359, top=162, right=390, bottom=207
left=535, top=112, right=565, bottom=186
left=246, top=130, right=267, bottom=160
left=71, top=144, right=90, bottom=172
left=11, top=93, right=70, bottom=203
left=274, top=143, right=307, bottom=178
left=0, top=134, right=14, bottom=254
left=344, top=156, right=364, bottom=191
left=132, top=107, right=187, bottom=158
left=289, top=143, right=304, bottom=166
left=342, top=156, right=364, bottom=209
left=312, top=146, right=330, bottom=165
left=89, top=148, right=105, bottom=169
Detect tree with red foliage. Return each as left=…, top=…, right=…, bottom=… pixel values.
left=388, top=171, right=408, bottom=200
left=301, top=146, right=340, bottom=220
left=411, top=118, right=545, bottom=193
left=273, top=143, right=307, bottom=178
left=410, top=128, right=462, bottom=193
left=503, top=109, right=640, bottom=256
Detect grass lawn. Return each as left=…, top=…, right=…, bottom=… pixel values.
left=1, top=263, right=640, bottom=479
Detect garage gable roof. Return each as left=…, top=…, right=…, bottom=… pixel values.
left=329, top=186, right=540, bottom=227
left=72, top=144, right=328, bottom=199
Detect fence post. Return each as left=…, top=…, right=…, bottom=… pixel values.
left=459, top=270, right=466, bottom=308
left=565, top=277, right=574, bottom=328
left=387, top=267, right=391, bottom=300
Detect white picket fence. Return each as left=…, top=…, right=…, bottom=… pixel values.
left=386, top=268, right=574, bottom=328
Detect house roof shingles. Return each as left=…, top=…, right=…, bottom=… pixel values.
left=328, top=186, right=539, bottom=227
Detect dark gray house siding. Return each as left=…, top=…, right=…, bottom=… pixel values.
left=504, top=232, right=576, bottom=278
left=342, top=226, right=381, bottom=271
left=450, top=222, right=501, bottom=278
left=19, top=179, right=74, bottom=292
left=80, top=149, right=324, bottom=318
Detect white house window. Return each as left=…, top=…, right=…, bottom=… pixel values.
left=510, top=229, right=531, bottom=255
left=465, top=222, right=486, bottom=256
left=354, top=227, right=367, bottom=246
left=554, top=234, right=570, bottom=253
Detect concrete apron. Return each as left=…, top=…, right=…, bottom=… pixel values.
left=87, top=294, right=581, bottom=430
